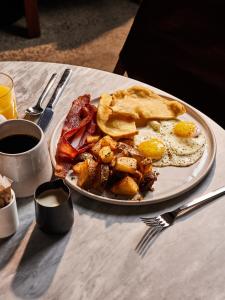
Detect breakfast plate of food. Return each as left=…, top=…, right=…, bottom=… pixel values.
left=50, top=86, right=216, bottom=205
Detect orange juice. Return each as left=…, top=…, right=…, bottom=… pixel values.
left=0, top=84, right=18, bottom=119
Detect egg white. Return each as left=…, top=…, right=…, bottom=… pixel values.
left=160, top=120, right=205, bottom=156
left=134, top=119, right=206, bottom=167
left=153, top=146, right=205, bottom=167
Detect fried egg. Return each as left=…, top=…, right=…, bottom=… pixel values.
left=134, top=120, right=206, bottom=167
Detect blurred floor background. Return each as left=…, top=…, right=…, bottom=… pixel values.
left=0, top=0, right=138, bottom=71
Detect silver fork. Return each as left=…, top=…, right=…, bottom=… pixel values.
left=135, top=225, right=163, bottom=256
left=137, top=186, right=225, bottom=255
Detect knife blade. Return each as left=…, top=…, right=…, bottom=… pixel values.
left=38, top=68, right=72, bottom=131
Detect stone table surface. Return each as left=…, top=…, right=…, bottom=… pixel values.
left=0, top=61, right=225, bottom=300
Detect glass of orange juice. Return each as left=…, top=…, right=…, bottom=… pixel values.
left=0, top=73, right=18, bottom=119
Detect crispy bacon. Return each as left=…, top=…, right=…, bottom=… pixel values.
left=55, top=95, right=97, bottom=177
left=62, top=95, right=90, bottom=135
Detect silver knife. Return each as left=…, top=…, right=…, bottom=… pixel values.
left=38, top=68, right=72, bottom=131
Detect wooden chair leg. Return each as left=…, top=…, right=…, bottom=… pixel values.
left=113, top=58, right=126, bottom=75
left=24, top=0, right=40, bottom=38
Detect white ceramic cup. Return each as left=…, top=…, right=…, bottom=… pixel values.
left=0, top=189, right=19, bottom=238
left=0, top=119, right=53, bottom=197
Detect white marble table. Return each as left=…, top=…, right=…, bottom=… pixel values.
left=0, top=61, right=225, bottom=300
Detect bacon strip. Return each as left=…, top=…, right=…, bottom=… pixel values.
left=55, top=95, right=97, bottom=178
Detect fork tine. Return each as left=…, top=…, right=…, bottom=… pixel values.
left=142, top=221, right=161, bottom=228
left=141, top=218, right=158, bottom=224
left=140, top=217, right=156, bottom=221
left=144, top=223, right=162, bottom=228
left=140, top=217, right=158, bottom=223
left=135, top=226, right=155, bottom=252
left=141, top=218, right=162, bottom=227
left=136, top=226, right=160, bottom=255
left=143, top=219, right=162, bottom=226
left=140, top=227, right=163, bottom=256
left=140, top=216, right=161, bottom=222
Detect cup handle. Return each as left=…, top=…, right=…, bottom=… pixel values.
left=0, top=115, right=7, bottom=124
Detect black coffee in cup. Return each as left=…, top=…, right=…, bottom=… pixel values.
left=0, top=134, right=39, bottom=154
left=0, top=119, right=53, bottom=197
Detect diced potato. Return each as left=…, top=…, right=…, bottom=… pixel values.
left=91, top=135, right=117, bottom=157
left=86, top=135, right=101, bottom=144
left=72, top=161, right=89, bottom=187
left=111, top=176, right=139, bottom=196
left=99, top=146, right=114, bottom=163
left=117, top=142, right=143, bottom=163
left=115, top=157, right=137, bottom=174
left=139, top=157, right=153, bottom=174
left=76, top=152, right=93, bottom=162
left=73, top=161, right=85, bottom=174
left=101, top=135, right=117, bottom=150
left=73, top=159, right=98, bottom=187
left=91, top=139, right=102, bottom=156
left=87, top=158, right=98, bottom=179
left=93, top=164, right=110, bottom=189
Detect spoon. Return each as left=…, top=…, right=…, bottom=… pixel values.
left=26, top=73, right=57, bottom=116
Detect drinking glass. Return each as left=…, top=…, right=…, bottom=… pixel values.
left=0, top=73, right=18, bottom=119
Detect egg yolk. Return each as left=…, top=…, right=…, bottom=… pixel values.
left=173, top=121, right=196, bottom=138
left=138, top=138, right=165, bottom=160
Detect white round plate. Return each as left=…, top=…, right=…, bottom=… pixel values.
left=50, top=96, right=216, bottom=206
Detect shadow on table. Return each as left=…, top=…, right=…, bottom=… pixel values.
left=0, top=221, right=32, bottom=270
left=73, top=161, right=216, bottom=227
left=0, top=197, right=34, bottom=270
left=11, top=225, right=71, bottom=299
